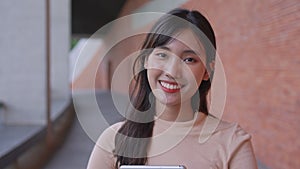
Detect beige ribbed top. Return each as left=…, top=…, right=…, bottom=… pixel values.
left=87, top=113, right=258, bottom=169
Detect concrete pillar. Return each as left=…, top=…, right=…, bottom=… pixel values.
left=0, top=0, right=70, bottom=125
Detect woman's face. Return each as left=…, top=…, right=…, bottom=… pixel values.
left=144, top=29, right=209, bottom=107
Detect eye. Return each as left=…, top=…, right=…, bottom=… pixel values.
left=156, top=52, right=167, bottom=58
left=183, top=57, right=196, bottom=63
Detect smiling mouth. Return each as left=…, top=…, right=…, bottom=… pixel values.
left=159, top=80, right=181, bottom=93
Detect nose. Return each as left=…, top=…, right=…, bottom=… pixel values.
left=164, top=56, right=182, bottom=79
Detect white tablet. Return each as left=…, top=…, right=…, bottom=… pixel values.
left=120, top=165, right=186, bottom=169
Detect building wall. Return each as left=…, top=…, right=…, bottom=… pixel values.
left=0, top=0, right=47, bottom=124
left=180, top=1, right=300, bottom=169
left=0, top=0, right=70, bottom=124
left=72, top=0, right=300, bottom=168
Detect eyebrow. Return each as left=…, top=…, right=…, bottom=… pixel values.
left=157, top=46, right=200, bottom=55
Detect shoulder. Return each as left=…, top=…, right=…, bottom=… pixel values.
left=96, top=121, right=125, bottom=151
left=87, top=122, right=124, bottom=169
left=217, top=120, right=250, bottom=135
left=214, top=120, right=252, bottom=153
left=200, top=116, right=251, bottom=143
left=216, top=121, right=257, bottom=168
left=200, top=116, right=251, bottom=145
left=214, top=120, right=251, bottom=143
left=98, top=121, right=124, bottom=142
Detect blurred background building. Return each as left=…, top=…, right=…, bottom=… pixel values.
left=0, top=0, right=299, bottom=169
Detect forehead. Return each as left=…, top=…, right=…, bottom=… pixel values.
left=165, top=28, right=205, bottom=54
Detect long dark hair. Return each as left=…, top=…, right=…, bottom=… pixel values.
left=114, top=8, right=216, bottom=168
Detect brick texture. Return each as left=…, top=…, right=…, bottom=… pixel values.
left=181, top=1, right=300, bottom=168
left=78, top=0, right=300, bottom=168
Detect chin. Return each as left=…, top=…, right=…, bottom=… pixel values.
left=157, top=97, right=181, bottom=106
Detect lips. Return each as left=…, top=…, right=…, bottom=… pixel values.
left=159, top=80, right=181, bottom=93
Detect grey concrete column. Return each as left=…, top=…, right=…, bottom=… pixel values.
left=50, top=0, right=71, bottom=119
left=0, top=0, right=70, bottom=125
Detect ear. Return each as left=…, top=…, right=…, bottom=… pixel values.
left=203, top=71, right=209, bottom=81
left=144, top=57, right=148, bottom=69
left=203, top=60, right=215, bottom=80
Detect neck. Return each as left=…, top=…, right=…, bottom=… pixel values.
left=155, top=100, right=195, bottom=122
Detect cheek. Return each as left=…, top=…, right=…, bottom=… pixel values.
left=188, top=68, right=206, bottom=85
left=146, top=55, right=165, bottom=70
left=147, top=69, right=160, bottom=84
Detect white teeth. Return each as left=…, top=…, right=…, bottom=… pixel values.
left=160, top=81, right=180, bottom=90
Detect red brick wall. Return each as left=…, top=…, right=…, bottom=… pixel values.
left=181, top=1, right=300, bottom=168
left=81, top=0, right=300, bottom=168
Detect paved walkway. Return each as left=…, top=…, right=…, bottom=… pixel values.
left=44, top=117, right=94, bottom=169
left=44, top=91, right=124, bottom=169
left=44, top=91, right=269, bottom=169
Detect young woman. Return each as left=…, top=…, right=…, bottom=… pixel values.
left=87, top=8, right=257, bottom=169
